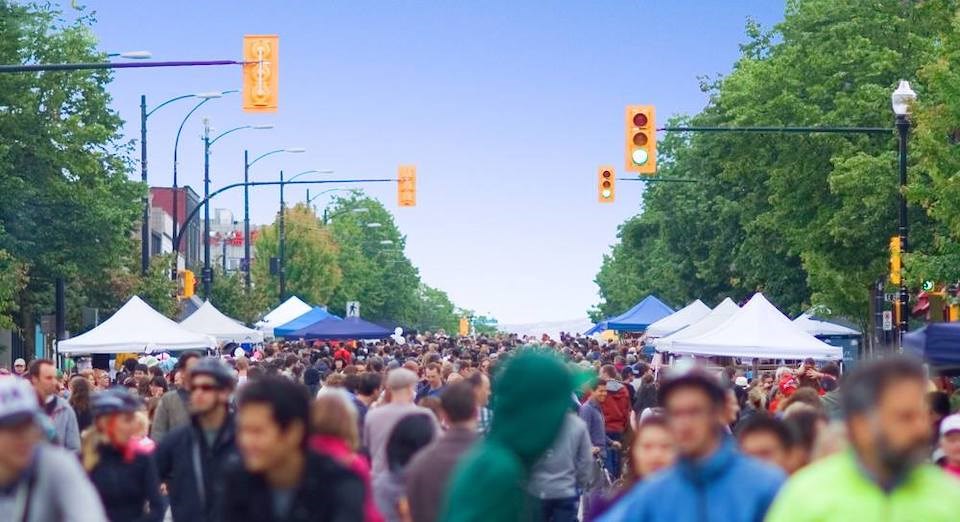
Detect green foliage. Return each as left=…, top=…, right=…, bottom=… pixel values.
left=0, top=1, right=142, bottom=335
left=595, top=0, right=957, bottom=328
left=251, top=203, right=341, bottom=310
left=209, top=268, right=264, bottom=325
left=0, top=249, right=27, bottom=329
left=134, top=255, right=177, bottom=318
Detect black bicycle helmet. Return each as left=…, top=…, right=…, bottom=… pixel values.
left=189, top=356, right=237, bottom=388
left=91, top=388, right=142, bottom=418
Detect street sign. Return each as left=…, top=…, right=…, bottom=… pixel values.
left=346, top=301, right=360, bottom=318
left=884, top=293, right=898, bottom=303
left=882, top=311, right=893, bottom=331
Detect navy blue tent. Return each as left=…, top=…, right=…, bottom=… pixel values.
left=903, top=323, right=960, bottom=369
left=274, top=307, right=341, bottom=338
left=586, top=295, right=674, bottom=335
left=287, top=317, right=392, bottom=340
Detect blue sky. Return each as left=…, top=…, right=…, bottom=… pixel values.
left=72, top=1, right=785, bottom=323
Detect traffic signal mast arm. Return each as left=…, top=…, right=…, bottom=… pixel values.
left=171, top=178, right=396, bottom=254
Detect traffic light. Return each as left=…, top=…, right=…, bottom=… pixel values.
left=177, top=270, right=196, bottom=299
left=242, top=35, right=279, bottom=113
left=889, top=235, right=901, bottom=285
left=459, top=317, right=469, bottom=337
left=625, top=105, right=656, bottom=174
left=398, top=165, right=416, bottom=207
left=598, top=166, right=615, bottom=203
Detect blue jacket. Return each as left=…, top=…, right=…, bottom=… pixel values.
left=578, top=399, right=608, bottom=450
left=597, top=435, right=785, bottom=522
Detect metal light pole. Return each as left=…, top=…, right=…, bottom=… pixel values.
left=243, top=148, right=306, bottom=292
left=892, top=80, right=917, bottom=343
left=198, top=123, right=274, bottom=295
left=140, top=91, right=222, bottom=274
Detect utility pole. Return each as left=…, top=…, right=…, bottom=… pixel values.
left=244, top=150, right=252, bottom=292
left=202, top=122, right=213, bottom=298
left=279, top=170, right=286, bottom=301
left=140, top=95, right=149, bottom=274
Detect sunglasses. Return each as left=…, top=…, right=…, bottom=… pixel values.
left=191, top=383, right=223, bottom=393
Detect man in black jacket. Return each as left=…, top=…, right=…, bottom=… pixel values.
left=155, top=357, right=237, bottom=522
left=221, top=376, right=365, bottom=522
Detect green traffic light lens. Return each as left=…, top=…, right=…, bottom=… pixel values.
left=632, top=149, right=649, bottom=165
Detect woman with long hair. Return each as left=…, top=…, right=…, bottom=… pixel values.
left=83, top=388, right=165, bottom=522
left=69, top=375, right=94, bottom=433
left=311, top=388, right=384, bottom=522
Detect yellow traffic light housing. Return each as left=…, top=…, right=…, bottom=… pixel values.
left=625, top=105, right=656, bottom=174
left=398, top=165, right=416, bottom=207
left=242, top=35, right=279, bottom=112
left=889, top=235, right=901, bottom=285
left=598, top=166, right=615, bottom=203
left=178, top=269, right=196, bottom=299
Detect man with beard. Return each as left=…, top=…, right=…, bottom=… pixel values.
left=767, top=356, right=960, bottom=521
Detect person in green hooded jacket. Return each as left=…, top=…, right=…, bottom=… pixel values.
left=767, top=356, right=960, bottom=522
left=439, top=348, right=582, bottom=522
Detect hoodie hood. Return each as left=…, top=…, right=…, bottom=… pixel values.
left=606, top=380, right=625, bottom=393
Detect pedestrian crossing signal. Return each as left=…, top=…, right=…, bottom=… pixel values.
left=242, top=35, right=279, bottom=113
left=177, top=270, right=196, bottom=299
left=398, top=165, right=416, bottom=207
left=598, top=166, right=615, bottom=203
left=625, top=105, right=656, bottom=174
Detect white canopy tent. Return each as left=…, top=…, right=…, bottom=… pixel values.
left=793, top=313, right=860, bottom=337
left=654, top=298, right=739, bottom=352
left=668, top=293, right=842, bottom=359
left=645, top=300, right=711, bottom=338
left=255, top=296, right=312, bottom=338
left=180, top=301, right=264, bottom=344
left=58, top=296, right=216, bottom=355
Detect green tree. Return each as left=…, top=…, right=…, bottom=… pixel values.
left=414, top=284, right=459, bottom=333
left=209, top=268, right=266, bottom=325
left=0, top=1, right=143, bottom=340
left=252, top=203, right=341, bottom=309
left=325, top=194, right=421, bottom=323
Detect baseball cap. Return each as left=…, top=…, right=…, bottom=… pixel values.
left=941, top=414, right=960, bottom=437
left=0, top=377, right=40, bottom=427
left=13, top=358, right=26, bottom=367
left=735, top=376, right=749, bottom=388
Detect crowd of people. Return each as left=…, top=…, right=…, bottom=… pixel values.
left=1, top=331, right=960, bottom=521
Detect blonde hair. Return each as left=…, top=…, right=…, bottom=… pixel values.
left=81, top=426, right=106, bottom=472
left=312, top=389, right=359, bottom=450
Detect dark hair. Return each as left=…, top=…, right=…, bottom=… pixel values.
left=148, top=366, right=164, bottom=379
left=68, top=376, right=92, bottom=414
left=600, top=364, right=617, bottom=379
left=927, top=391, right=951, bottom=418
left=594, top=378, right=608, bottom=390
left=784, top=409, right=826, bottom=453
left=820, top=362, right=840, bottom=379
left=386, top=414, right=435, bottom=472
left=736, top=414, right=792, bottom=450
left=840, top=356, right=926, bottom=418
left=440, top=381, right=477, bottom=423
left=149, top=376, right=169, bottom=392
left=178, top=351, right=201, bottom=370
left=357, top=372, right=382, bottom=396
left=27, top=358, right=54, bottom=379
left=123, top=358, right=138, bottom=373
left=135, top=364, right=148, bottom=374
left=237, top=376, right=311, bottom=447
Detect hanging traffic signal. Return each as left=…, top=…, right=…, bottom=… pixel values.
left=889, top=235, right=901, bottom=285
left=178, top=269, right=196, bottom=299
left=598, top=166, right=615, bottom=203
left=625, top=105, right=656, bottom=174
left=242, top=35, right=279, bottom=112
left=398, top=165, right=416, bottom=207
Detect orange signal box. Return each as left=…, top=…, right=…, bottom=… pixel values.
left=398, top=165, right=416, bottom=207
left=598, top=166, right=615, bottom=203
left=243, top=35, right=279, bottom=112
left=625, top=105, right=656, bottom=174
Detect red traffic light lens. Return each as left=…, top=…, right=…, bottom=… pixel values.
left=632, top=113, right=648, bottom=127
left=601, top=170, right=613, bottom=179
left=632, top=132, right=648, bottom=146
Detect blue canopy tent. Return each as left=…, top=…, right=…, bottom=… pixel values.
left=586, top=295, right=674, bottom=335
left=273, top=307, right=341, bottom=338
left=904, top=323, right=960, bottom=371
left=287, top=317, right=392, bottom=340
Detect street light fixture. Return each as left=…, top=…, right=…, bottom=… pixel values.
left=140, top=89, right=233, bottom=275
left=366, top=222, right=383, bottom=228
left=379, top=240, right=394, bottom=245
left=198, top=121, right=274, bottom=297
left=242, top=147, right=307, bottom=292
left=107, top=51, right=153, bottom=59
left=892, top=80, right=917, bottom=342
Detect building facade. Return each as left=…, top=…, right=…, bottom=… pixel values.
left=149, top=186, right=202, bottom=269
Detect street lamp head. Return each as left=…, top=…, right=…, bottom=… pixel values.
left=195, top=91, right=224, bottom=99
left=284, top=147, right=307, bottom=153
left=366, top=222, right=383, bottom=228
left=891, top=80, right=917, bottom=116
left=119, top=50, right=152, bottom=59
left=379, top=240, right=394, bottom=245
left=251, top=124, right=275, bottom=130
left=352, top=208, right=370, bottom=214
